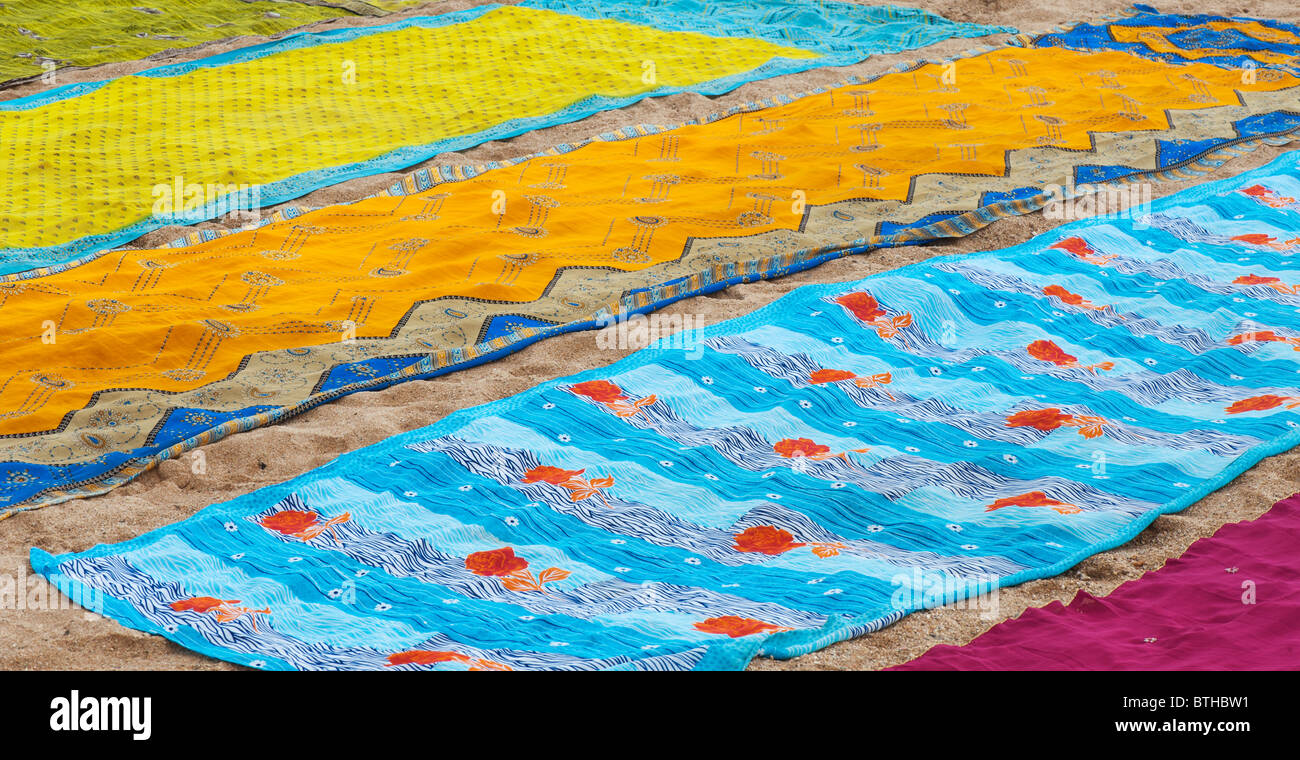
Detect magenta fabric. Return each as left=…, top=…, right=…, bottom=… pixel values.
left=893, top=494, right=1300, bottom=671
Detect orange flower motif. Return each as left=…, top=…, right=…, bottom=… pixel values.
left=1225, top=394, right=1300, bottom=414
left=522, top=466, right=585, bottom=485
left=522, top=464, right=615, bottom=508
left=1027, top=339, right=1113, bottom=374
left=985, top=491, right=1081, bottom=515
left=568, top=380, right=658, bottom=418
left=835, top=291, right=886, bottom=322
left=1050, top=236, right=1115, bottom=266
left=259, top=509, right=352, bottom=545
left=386, top=650, right=469, bottom=666
left=809, top=369, right=857, bottom=384
left=465, top=547, right=530, bottom=577
left=169, top=596, right=230, bottom=614
left=569, top=380, right=627, bottom=403
left=465, top=547, right=571, bottom=594
left=773, top=437, right=869, bottom=463
left=808, top=368, right=896, bottom=398
left=834, top=291, right=912, bottom=341
left=694, top=616, right=793, bottom=638
left=1227, top=330, right=1300, bottom=351
left=1234, top=274, right=1300, bottom=295
left=774, top=438, right=831, bottom=458
left=385, top=650, right=513, bottom=671
left=168, top=597, right=271, bottom=631
left=1006, top=408, right=1108, bottom=439
left=733, top=525, right=845, bottom=558
left=733, top=526, right=805, bottom=555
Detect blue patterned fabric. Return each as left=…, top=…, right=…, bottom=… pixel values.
left=1035, top=4, right=1300, bottom=73
left=0, top=1, right=1013, bottom=272
left=32, top=150, right=1300, bottom=670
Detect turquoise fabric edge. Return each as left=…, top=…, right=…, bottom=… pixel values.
left=29, top=149, right=1300, bottom=670
left=0, top=1, right=1015, bottom=274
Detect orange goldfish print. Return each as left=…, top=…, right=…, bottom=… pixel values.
left=733, top=525, right=846, bottom=559
left=1228, top=233, right=1300, bottom=251
left=169, top=596, right=271, bottom=631
left=1233, top=274, right=1300, bottom=295
left=464, top=547, right=571, bottom=594
left=1227, top=330, right=1300, bottom=351
left=834, top=291, right=913, bottom=341
left=693, top=616, right=794, bottom=638
left=259, top=509, right=352, bottom=545
left=568, top=380, right=657, bottom=418
left=1042, top=284, right=1110, bottom=313
left=522, top=465, right=615, bottom=508
left=1240, top=184, right=1296, bottom=208
left=1225, top=394, right=1300, bottom=414
left=1006, top=408, right=1108, bottom=439
left=985, top=491, right=1081, bottom=515
left=1027, top=339, right=1114, bottom=374
left=808, top=368, right=896, bottom=399
left=1050, top=236, right=1116, bottom=266
left=385, top=650, right=513, bottom=671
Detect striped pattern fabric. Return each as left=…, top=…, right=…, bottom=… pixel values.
left=0, top=0, right=1011, bottom=271
left=32, top=149, right=1300, bottom=670
left=2, top=11, right=1298, bottom=520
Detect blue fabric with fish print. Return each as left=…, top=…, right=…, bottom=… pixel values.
left=32, top=151, right=1300, bottom=670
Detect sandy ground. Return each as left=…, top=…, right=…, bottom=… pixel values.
left=2, top=0, right=1299, bottom=670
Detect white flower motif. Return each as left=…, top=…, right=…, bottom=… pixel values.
left=610, top=538, right=626, bottom=544
left=766, top=493, right=782, bottom=500
left=458, top=485, right=473, bottom=492
left=374, top=603, right=392, bottom=612
left=867, top=525, right=883, bottom=533
left=831, top=337, right=844, bottom=344
left=947, top=523, right=963, bottom=532
left=1003, top=454, right=1018, bottom=464
left=701, top=376, right=715, bottom=384
left=799, top=400, right=813, bottom=409
left=684, top=557, right=702, bottom=566
left=558, top=434, right=571, bottom=442
left=504, top=516, right=519, bottom=527
left=249, top=660, right=267, bottom=669
left=823, top=588, right=844, bottom=596
left=520, top=615, right=535, bottom=621
left=224, top=522, right=238, bottom=532
left=831, top=482, right=847, bottom=489
left=542, top=402, right=556, bottom=410
left=961, top=544, right=978, bottom=550
left=230, top=552, right=245, bottom=560
left=842, top=421, right=857, bottom=427
left=288, top=556, right=303, bottom=563
left=404, top=491, right=417, bottom=498
left=659, top=460, right=674, bottom=468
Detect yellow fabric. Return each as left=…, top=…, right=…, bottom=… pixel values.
left=0, top=0, right=349, bottom=83
left=3, top=47, right=1296, bottom=436
left=0, top=5, right=815, bottom=252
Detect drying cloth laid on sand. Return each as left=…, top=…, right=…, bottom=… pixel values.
left=4, top=18, right=1300, bottom=518
left=0, top=1, right=1013, bottom=272
left=31, top=150, right=1300, bottom=670
left=893, top=493, right=1300, bottom=670
left=0, top=0, right=354, bottom=87
left=1035, top=5, right=1300, bottom=75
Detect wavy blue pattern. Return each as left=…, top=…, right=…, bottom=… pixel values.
left=30, top=149, right=1300, bottom=670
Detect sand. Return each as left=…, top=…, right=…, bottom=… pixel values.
left=2, top=0, right=1298, bottom=671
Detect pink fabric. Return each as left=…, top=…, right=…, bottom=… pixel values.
left=893, top=494, right=1300, bottom=671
